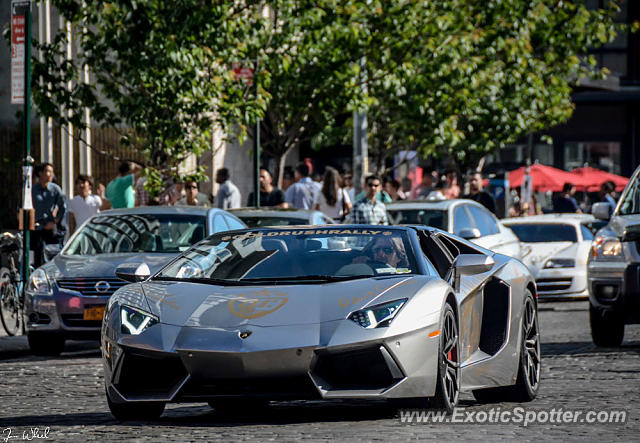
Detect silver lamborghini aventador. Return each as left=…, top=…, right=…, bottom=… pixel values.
left=101, top=225, right=541, bottom=420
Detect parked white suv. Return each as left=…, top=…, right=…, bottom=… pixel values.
left=588, top=165, right=640, bottom=346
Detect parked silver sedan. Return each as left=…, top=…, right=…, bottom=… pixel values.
left=23, top=206, right=245, bottom=355
left=387, top=199, right=522, bottom=259
left=228, top=207, right=335, bottom=227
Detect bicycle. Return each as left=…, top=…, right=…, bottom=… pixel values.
left=0, top=232, right=24, bottom=336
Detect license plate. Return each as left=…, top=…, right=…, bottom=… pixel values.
left=83, top=306, right=106, bottom=321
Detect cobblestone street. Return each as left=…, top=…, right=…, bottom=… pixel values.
left=1, top=301, right=639, bottom=441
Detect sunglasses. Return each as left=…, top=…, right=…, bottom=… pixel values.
left=367, top=182, right=381, bottom=188
left=185, top=185, right=198, bottom=190
left=373, top=246, right=394, bottom=255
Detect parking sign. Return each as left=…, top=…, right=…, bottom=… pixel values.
left=11, top=0, right=30, bottom=105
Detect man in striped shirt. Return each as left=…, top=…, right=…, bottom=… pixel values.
left=349, top=175, right=389, bottom=225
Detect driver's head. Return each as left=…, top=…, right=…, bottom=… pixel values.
left=371, top=237, right=403, bottom=267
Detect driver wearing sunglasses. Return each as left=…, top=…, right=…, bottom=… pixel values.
left=353, top=236, right=407, bottom=270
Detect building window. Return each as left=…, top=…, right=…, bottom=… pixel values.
left=564, top=141, right=621, bottom=173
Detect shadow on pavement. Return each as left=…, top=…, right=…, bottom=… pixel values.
left=0, top=337, right=100, bottom=361
left=0, top=401, right=406, bottom=428
left=542, top=341, right=640, bottom=356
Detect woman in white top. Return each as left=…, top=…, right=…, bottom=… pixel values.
left=314, top=167, right=352, bottom=222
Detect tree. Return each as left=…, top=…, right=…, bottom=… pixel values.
left=259, top=1, right=429, bottom=185
left=297, top=1, right=632, bottom=175
left=32, top=1, right=271, bottom=195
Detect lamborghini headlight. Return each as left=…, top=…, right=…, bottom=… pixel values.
left=348, top=299, right=407, bottom=329
left=27, top=268, right=52, bottom=295
left=591, top=236, right=624, bottom=261
left=544, top=258, right=575, bottom=269
left=120, top=305, right=158, bottom=335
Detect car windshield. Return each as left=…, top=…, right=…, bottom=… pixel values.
left=64, top=213, right=207, bottom=255
left=387, top=209, right=448, bottom=230
left=239, top=216, right=308, bottom=228
left=618, top=172, right=640, bottom=216
left=507, top=223, right=577, bottom=243
left=155, top=228, right=419, bottom=284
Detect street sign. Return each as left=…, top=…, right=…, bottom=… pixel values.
left=11, top=0, right=30, bottom=105
left=232, top=63, right=254, bottom=84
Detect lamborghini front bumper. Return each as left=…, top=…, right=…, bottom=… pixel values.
left=103, top=320, right=440, bottom=404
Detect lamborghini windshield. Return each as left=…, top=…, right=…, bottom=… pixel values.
left=155, top=228, right=419, bottom=284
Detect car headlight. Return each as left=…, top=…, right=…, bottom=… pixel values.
left=591, top=236, right=624, bottom=260
left=120, top=305, right=158, bottom=335
left=27, top=268, right=52, bottom=295
left=348, top=299, right=407, bottom=329
left=544, top=258, right=575, bottom=269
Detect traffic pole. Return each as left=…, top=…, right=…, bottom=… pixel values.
left=22, top=1, right=32, bottom=300
left=254, top=57, right=260, bottom=208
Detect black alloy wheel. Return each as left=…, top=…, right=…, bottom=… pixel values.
left=431, top=303, right=460, bottom=413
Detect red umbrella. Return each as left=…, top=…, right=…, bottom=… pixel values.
left=508, top=164, right=587, bottom=192
left=569, top=167, right=629, bottom=192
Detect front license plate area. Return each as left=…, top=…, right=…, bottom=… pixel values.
left=84, top=306, right=106, bottom=321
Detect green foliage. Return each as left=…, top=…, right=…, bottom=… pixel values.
left=268, top=0, right=628, bottom=173
left=32, top=1, right=270, bottom=194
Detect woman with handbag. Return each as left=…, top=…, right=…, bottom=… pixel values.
left=313, top=167, right=352, bottom=223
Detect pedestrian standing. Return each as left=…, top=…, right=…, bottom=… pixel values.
left=178, top=180, right=209, bottom=207
left=348, top=175, right=389, bottom=225
left=314, top=167, right=352, bottom=222
left=285, top=163, right=321, bottom=209
left=282, top=167, right=295, bottom=191
left=342, top=172, right=356, bottom=203
left=247, top=168, right=288, bottom=207
left=135, top=176, right=149, bottom=206
left=552, top=182, right=581, bottom=214
left=599, top=180, right=617, bottom=215
left=31, top=163, right=67, bottom=268
left=410, top=167, right=435, bottom=199
left=384, top=178, right=406, bottom=201
left=68, top=174, right=109, bottom=235
left=215, top=168, right=242, bottom=209
left=106, top=161, right=141, bottom=209
left=443, top=168, right=460, bottom=199
left=466, top=172, right=497, bottom=215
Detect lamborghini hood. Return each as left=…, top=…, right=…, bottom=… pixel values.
left=140, top=275, right=428, bottom=328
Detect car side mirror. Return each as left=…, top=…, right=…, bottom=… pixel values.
left=115, top=262, right=151, bottom=283
left=457, top=228, right=481, bottom=240
left=622, top=224, right=640, bottom=242
left=592, top=202, right=611, bottom=221
left=44, top=244, right=62, bottom=261
left=451, top=254, right=495, bottom=292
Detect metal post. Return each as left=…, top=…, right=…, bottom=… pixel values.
left=79, top=0, right=91, bottom=175
left=22, top=1, right=32, bottom=299
left=60, top=17, right=73, bottom=197
left=254, top=58, right=260, bottom=208
left=352, top=57, right=367, bottom=195
left=352, top=111, right=368, bottom=195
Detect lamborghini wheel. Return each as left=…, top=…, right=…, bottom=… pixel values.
left=473, top=290, right=540, bottom=403
left=107, top=392, right=165, bottom=421
left=430, top=302, right=459, bottom=413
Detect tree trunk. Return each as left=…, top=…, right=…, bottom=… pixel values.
left=276, top=144, right=296, bottom=189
